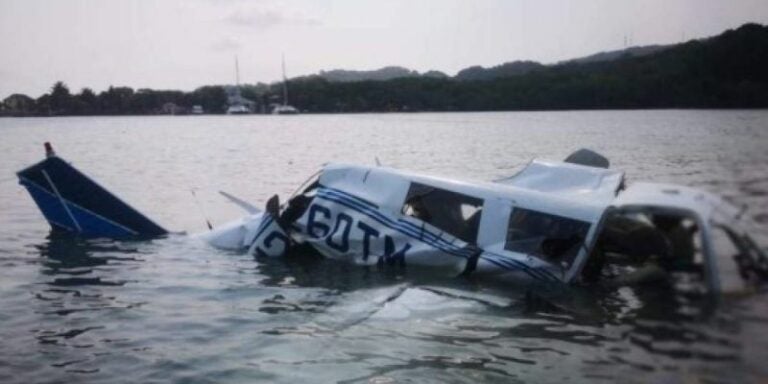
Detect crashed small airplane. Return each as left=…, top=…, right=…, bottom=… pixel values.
left=17, top=143, right=767, bottom=295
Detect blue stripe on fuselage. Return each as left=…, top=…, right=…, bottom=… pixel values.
left=315, top=190, right=471, bottom=260
left=312, top=187, right=559, bottom=282
left=320, top=188, right=476, bottom=258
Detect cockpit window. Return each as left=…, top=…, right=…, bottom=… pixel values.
left=402, top=183, right=483, bottom=244
left=505, top=208, right=590, bottom=267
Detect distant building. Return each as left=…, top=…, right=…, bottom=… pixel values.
left=191, top=105, right=204, bottom=114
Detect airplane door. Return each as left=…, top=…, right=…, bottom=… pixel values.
left=476, top=197, right=513, bottom=251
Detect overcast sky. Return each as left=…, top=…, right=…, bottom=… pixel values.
left=2, top=0, right=768, bottom=98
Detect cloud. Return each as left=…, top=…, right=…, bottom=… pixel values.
left=224, top=8, right=321, bottom=30
left=209, top=36, right=242, bottom=51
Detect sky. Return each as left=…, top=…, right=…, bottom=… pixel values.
left=1, top=0, right=768, bottom=98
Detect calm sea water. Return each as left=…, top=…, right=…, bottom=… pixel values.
left=1, top=111, right=767, bottom=383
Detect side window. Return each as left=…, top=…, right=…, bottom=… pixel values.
left=505, top=208, right=590, bottom=267
left=402, top=183, right=483, bottom=244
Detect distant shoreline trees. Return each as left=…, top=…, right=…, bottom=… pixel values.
left=1, top=82, right=230, bottom=116
left=2, top=23, right=767, bottom=116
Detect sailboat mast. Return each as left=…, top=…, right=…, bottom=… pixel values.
left=281, top=54, right=288, bottom=106
left=235, top=55, right=240, bottom=87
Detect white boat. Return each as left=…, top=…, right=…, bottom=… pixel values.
left=272, top=104, right=298, bottom=115
left=17, top=145, right=767, bottom=295
left=272, top=54, right=299, bottom=115
left=226, top=104, right=250, bottom=115
left=226, top=56, right=252, bottom=115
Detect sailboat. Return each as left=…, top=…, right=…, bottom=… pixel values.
left=227, top=56, right=251, bottom=114
left=272, top=54, right=299, bottom=115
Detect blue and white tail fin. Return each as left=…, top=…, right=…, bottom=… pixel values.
left=17, top=143, right=168, bottom=238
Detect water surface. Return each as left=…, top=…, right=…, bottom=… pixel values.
left=1, top=111, right=767, bottom=383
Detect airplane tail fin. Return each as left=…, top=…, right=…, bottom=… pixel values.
left=17, top=143, right=168, bottom=238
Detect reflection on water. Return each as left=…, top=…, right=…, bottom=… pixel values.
left=15, top=234, right=146, bottom=378
left=36, top=232, right=142, bottom=286
left=1, top=111, right=767, bottom=383
left=33, top=233, right=146, bottom=319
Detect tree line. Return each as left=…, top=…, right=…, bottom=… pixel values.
left=2, top=23, right=767, bottom=116
left=1, top=83, right=230, bottom=116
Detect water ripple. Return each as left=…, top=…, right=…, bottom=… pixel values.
left=1, top=112, right=767, bottom=383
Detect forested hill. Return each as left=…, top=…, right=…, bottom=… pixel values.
left=316, top=67, right=448, bottom=82
left=3, top=23, right=767, bottom=116
left=288, top=23, right=768, bottom=112
left=314, top=50, right=665, bottom=83
left=314, top=61, right=544, bottom=82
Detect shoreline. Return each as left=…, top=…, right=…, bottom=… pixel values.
left=3, top=107, right=768, bottom=118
